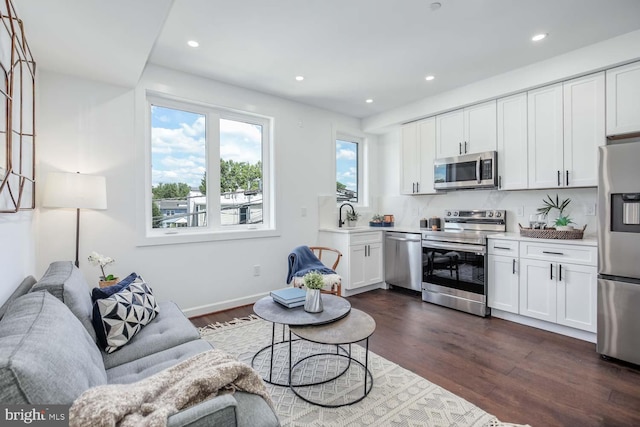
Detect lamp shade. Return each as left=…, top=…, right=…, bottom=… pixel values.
left=42, top=172, right=107, bottom=209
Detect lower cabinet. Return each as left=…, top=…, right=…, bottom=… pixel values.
left=488, top=238, right=597, bottom=334
left=520, top=258, right=597, bottom=332
left=488, top=254, right=519, bottom=314
left=318, top=231, right=384, bottom=291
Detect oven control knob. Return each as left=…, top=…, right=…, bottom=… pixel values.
left=453, top=211, right=458, bottom=217
left=488, top=211, right=494, bottom=217
left=446, top=211, right=452, bottom=216
left=496, top=211, right=502, bottom=218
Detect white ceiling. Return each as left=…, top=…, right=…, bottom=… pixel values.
left=14, top=0, right=640, bottom=118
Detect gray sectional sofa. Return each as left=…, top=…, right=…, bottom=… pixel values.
left=0, top=261, right=280, bottom=427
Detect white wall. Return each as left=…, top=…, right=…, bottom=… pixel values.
left=376, top=129, right=598, bottom=235
left=364, top=29, right=640, bottom=133
left=36, top=67, right=376, bottom=316
left=0, top=211, right=35, bottom=305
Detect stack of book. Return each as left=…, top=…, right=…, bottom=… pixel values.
left=270, top=287, right=306, bottom=308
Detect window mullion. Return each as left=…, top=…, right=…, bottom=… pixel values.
left=208, top=112, right=221, bottom=229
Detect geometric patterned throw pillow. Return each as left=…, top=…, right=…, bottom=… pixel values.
left=91, top=278, right=160, bottom=353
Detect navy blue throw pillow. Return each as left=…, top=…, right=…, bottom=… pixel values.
left=91, top=272, right=139, bottom=302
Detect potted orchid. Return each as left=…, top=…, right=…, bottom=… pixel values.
left=88, top=252, right=118, bottom=287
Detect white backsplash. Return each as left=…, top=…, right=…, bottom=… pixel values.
left=376, top=187, right=598, bottom=237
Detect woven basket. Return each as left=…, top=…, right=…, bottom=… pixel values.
left=518, top=224, right=586, bottom=240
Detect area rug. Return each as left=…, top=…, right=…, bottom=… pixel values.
left=200, top=316, right=527, bottom=427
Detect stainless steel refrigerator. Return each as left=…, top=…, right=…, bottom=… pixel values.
left=597, top=142, right=640, bottom=365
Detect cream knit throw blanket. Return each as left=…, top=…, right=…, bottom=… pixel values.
left=69, top=349, right=273, bottom=427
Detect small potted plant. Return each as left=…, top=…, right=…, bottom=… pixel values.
left=370, top=214, right=384, bottom=226
left=303, top=271, right=324, bottom=313
left=88, top=252, right=118, bottom=287
left=537, top=194, right=575, bottom=231
left=345, top=210, right=360, bottom=227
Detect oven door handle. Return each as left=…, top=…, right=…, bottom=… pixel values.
left=422, top=241, right=486, bottom=254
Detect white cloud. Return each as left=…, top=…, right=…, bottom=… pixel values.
left=336, top=149, right=356, bottom=160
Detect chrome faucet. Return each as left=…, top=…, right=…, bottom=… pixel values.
left=339, top=202, right=355, bottom=228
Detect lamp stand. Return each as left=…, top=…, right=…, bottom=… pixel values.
left=75, top=207, right=80, bottom=268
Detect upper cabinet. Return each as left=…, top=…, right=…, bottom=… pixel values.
left=527, top=83, right=564, bottom=189
left=606, top=61, right=640, bottom=137
left=436, top=100, right=496, bottom=158
left=400, top=117, right=437, bottom=195
left=528, top=73, right=604, bottom=189
left=497, top=93, right=528, bottom=190
left=563, top=72, right=605, bottom=187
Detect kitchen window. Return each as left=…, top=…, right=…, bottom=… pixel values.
left=336, top=135, right=362, bottom=204
left=144, top=94, right=274, bottom=244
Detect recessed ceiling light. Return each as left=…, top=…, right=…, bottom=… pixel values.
left=365, top=99, right=373, bottom=104
left=531, top=33, right=547, bottom=42
left=425, top=75, right=435, bottom=81
left=295, top=76, right=304, bottom=81
left=430, top=2, right=442, bottom=11
left=187, top=40, right=199, bottom=48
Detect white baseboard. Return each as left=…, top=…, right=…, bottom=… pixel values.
left=342, top=282, right=386, bottom=297
left=491, top=309, right=597, bottom=343
left=183, top=291, right=270, bottom=318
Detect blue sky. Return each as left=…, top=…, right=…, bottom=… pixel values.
left=336, top=139, right=358, bottom=193
left=151, top=106, right=262, bottom=188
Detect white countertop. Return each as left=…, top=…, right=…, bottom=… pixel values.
left=319, top=226, right=598, bottom=246
left=488, top=232, right=598, bottom=246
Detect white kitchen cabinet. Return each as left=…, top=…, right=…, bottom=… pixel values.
left=527, top=83, right=564, bottom=189
left=518, top=241, right=597, bottom=333
left=528, top=74, right=604, bottom=189
left=318, top=231, right=384, bottom=291
left=563, top=72, right=605, bottom=187
left=400, top=118, right=436, bottom=195
left=497, top=92, right=528, bottom=190
left=606, top=61, right=640, bottom=136
left=436, top=100, right=496, bottom=158
left=487, top=239, right=519, bottom=314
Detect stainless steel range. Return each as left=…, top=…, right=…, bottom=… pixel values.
left=421, top=209, right=506, bottom=317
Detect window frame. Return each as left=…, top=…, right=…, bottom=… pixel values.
left=335, top=131, right=368, bottom=208
left=140, top=92, right=276, bottom=246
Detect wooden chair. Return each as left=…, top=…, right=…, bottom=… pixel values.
left=292, top=246, right=343, bottom=296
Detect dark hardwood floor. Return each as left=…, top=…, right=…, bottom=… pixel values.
left=190, top=289, right=640, bottom=427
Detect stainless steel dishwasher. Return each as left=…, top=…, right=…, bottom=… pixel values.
left=385, top=232, right=422, bottom=292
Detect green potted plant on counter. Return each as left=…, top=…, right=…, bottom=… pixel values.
left=537, top=194, right=575, bottom=231
left=345, top=210, right=360, bottom=227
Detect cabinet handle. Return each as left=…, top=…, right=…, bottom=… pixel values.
left=412, top=183, right=416, bottom=193
left=550, top=263, right=553, bottom=280
left=499, top=175, right=502, bottom=189
left=542, top=251, right=564, bottom=255
left=494, top=246, right=510, bottom=250
left=559, top=264, right=562, bottom=281
left=459, top=142, right=462, bottom=155
left=464, top=141, right=468, bottom=153
left=512, top=258, right=516, bottom=274
left=557, top=170, right=561, bottom=186
left=416, top=182, right=420, bottom=193
left=566, top=170, right=569, bottom=186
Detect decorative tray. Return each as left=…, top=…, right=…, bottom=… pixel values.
left=369, top=221, right=394, bottom=227
left=518, top=224, right=586, bottom=240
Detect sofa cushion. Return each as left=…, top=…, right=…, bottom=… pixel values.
left=92, top=279, right=160, bottom=353
left=0, top=291, right=107, bottom=404
left=106, top=339, right=213, bottom=384
left=102, top=301, right=201, bottom=369
left=0, top=275, right=36, bottom=319
left=30, top=261, right=97, bottom=342
left=91, top=272, right=139, bottom=301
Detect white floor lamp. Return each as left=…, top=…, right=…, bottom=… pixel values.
left=42, top=172, right=107, bottom=267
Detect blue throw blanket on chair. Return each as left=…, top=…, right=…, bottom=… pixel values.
left=287, top=246, right=336, bottom=284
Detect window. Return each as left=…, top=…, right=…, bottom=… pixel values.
left=336, top=136, right=361, bottom=203
left=147, top=94, right=272, bottom=239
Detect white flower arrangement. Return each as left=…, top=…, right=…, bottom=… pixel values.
left=88, top=251, right=116, bottom=281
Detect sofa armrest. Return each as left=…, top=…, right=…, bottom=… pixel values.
left=167, top=394, right=237, bottom=427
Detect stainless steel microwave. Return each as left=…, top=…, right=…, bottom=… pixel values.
left=434, top=151, right=498, bottom=190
